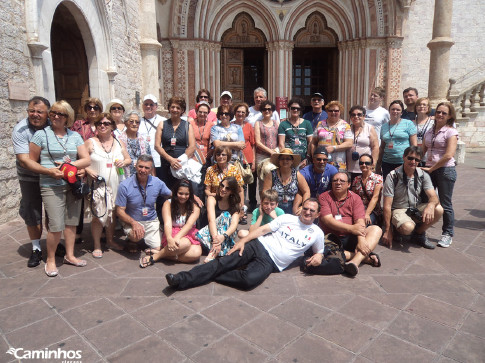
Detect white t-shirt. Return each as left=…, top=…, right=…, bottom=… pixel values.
left=258, top=214, right=325, bottom=271
left=247, top=106, right=280, bottom=127
left=364, top=106, right=389, bottom=141
left=139, top=114, right=166, bottom=167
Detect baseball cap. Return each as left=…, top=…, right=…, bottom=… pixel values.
left=143, top=94, right=158, bottom=104
left=220, top=91, right=232, bottom=99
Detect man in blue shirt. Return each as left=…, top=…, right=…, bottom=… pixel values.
left=302, top=92, right=328, bottom=130
left=300, top=146, right=338, bottom=198
left=116, top=154, right=172, bottom=253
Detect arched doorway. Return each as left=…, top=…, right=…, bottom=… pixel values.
left=51, top=3, right=89, bottom=117
left=293, top=13, right=338, bottom=113
left=221, top=13, right=267, bottom=104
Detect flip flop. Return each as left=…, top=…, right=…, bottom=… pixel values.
left=344, top=262, right=359, bottom=276
left=92, top=249, right=103, bottom=258
left=368, top=252, right=381, bottom=267
left=139, top=255, right=154, bottom=268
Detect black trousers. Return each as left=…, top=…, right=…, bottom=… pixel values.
left=175, top=239, right=278, bottom=290
left=248, top=169, right=258, bottom=206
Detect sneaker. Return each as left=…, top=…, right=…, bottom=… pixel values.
left=165, top=273, right=180, bottom=288
left=413, top=232, right=435, bottom=249
left=27, top=250, right=42, bottom=268
left=437, top=234, right=453, bottom=248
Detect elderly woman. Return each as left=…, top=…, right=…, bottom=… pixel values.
left=351, top=154, right=383, bottom=226
left=106, top=99, right=126, bottom=138
left=346, top=105, right=379, bottom=182
left=278, top=98, right=313, bottom=167
left=262, top=148, right=310, bottom=215
left=187, top=89, right=217, bottom=124
left=155, top=96, right=196, bottom=190
left=311, top=100, right=353, bottom=171
left=118, top=111, right=151, bottom=177
left=376, top=100, right=417, bottom=181
left=210, top=105, right=245, bottom=162
left=422, top=102, right=459, bottom=248
left=29, top=100, right=91, bottom=276
left=85, top=113, right=131, bottom=258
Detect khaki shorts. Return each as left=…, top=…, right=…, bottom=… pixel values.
left=123, top=219, right=161, bottom=248
left=41, top=185, right=82, bottom=232
left=391, top=203, right=428, bottom=229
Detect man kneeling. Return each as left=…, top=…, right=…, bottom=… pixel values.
left=166, top=198, right=325, bottom=290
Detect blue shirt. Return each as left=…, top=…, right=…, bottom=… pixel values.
left=115, top=174, right=171, bottom=221
left=380, top=119, right=417, bottom=164
left=300, top=163, right=338, bottom=197
left=303, top=111, right=328, bottom=130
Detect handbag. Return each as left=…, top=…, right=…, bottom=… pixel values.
left=234, top=153, right=254, bottom=184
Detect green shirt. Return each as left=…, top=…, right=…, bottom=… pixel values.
left=251, top=207, right=285, bottom=226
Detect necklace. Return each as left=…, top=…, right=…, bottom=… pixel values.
left=99, top=137, right=114, bottom=154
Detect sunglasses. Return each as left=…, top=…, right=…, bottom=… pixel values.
left=262, top=108, right=273, bottom=112
left=219, top=184, right=230, bottom=190
left=216, top=153, right=228, bottom=157
left=435, top=110, right=448, bottom=115
left=328, top=109, right=340, bottom=113
left=219, top=112, right=231, bottom=116
left=359, top=161, right=372, bottom=166
left=302, top=207, right=317, bottom=213
left=406, top=156, right=421, bottom=162
left=314, top=157, right=328, bottom=162
left=199, top=95, right=209, bottom=99
left=350, top=113, right=364, bottom=117
left=110, top=106, right=123, bottom=111
left=86, top=105, right=100, bottom=111
left=96, top=121, right=112, bottom=127
left=49, top=111, right=67, bottom=118
left=290, top=107, right=301, bottom=111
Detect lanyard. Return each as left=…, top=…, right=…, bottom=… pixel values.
left=54, top=130, right=70, bottom=155
left=195, top=120, right=207, bottom=143
left=136, top=177, right=148, bottom=207
left=417, top=117, right=432, bottom=139
left=142, top=117, right=154, bottom=135
left=388, top=120, right=401, bottom=142
left=334, top=192, right=349, bottom=216
left=352, top=125, right=361, bottom=146
left=313, top=112, right=322, bottom=126
left=312, top=168, right=323, bottom=194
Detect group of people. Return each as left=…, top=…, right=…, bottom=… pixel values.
left=12, top=85, right=458, bottom=288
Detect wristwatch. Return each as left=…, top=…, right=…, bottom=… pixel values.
left=223, top=233, right=229, bottom=240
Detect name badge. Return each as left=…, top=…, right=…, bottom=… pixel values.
left=142, top=207, right=148, bottom=216
left=325, top=133, right=332, bottom=141
left=106, top=163, right=112, bottom=168
left=198, top=144, right=204, bottom=150
left=63, top=155, right=71, bottom=163
left=388, top=141, right=394, bottom=149
left=335, top=214, right=342, bottom=221
left=294, top=138, right=301, bottom=146
left=170, top=137, right=176, bottom=146
left=147, top=136, right=151, bottom=142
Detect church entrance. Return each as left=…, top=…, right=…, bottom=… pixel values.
left=50, top=3, right=89, bottom=118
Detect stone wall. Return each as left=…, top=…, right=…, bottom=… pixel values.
left=0, top=0, right=35, bottom=224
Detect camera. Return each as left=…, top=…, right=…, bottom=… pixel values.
left=351, top=151, right=359, bottom=161
left=405, top=207, right=422, bottom=223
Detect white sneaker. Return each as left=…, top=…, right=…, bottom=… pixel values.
left=437, top=234, right=453, bottom=248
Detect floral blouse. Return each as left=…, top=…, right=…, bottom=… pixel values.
left=204, top=163, right=244, bottom=193
left=351, top=172, right=383, bottom=216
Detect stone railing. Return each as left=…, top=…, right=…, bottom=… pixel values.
left=448, top=79, right=485, bottom=117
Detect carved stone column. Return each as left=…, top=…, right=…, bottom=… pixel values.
left=266, top=41, right=294, bottom=100
left=140, top=0, right=162, bottom=98
left=385, top=37, right=404, bottom=103
left=427, top=0, right=454, bottom=106
left=27, top=42, right=49, bottom=98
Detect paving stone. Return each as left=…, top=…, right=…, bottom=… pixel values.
left=374, top=275, right=476, bottom=294
left=63, top=266, right=114, bottom=279
left=61, top=298, right=126, bottom=332
left=160, top=314, right=227, bottom=356
left=443, top=332, right=485, bottom=363
left=269, top=296, right=332, bottom=329
left=5, top=315, right=76, bottom=350
left=457, top=273, right=485, bottom=294
left=423, top=291, right=477, bottom=310
left=460, top=311, right=485, bottom=338
left=300, top=294, right=354, bottom=312
left=362, top=333, right=437, bottom=363
left=385, top=311, right=455, bottom=351
left=119, top=278, right=168, bottom=298
left=213, top=274, right=297, bottom=296
left=46, top=334, right=101, bottom=363
left=192, top=334, right=268, bottom=363
left=470, top=295, right=485, bottom=314
left=0, top=296, right=35, bottom=311
left=311, top=312, right=379, bottom=353
left=295, top=274, right=383, bottom=295
left=45, top=297, right=99, bottom=314
left=82, top=315, right=151, bottom=356
left=0, top=274, right=47, bottom=298
left=338, top=295, right=400, bottom=330
left=0, top=298, right=55, bottom=333
left=34, top=278, right=128, bottom=297
left=235, top=314, right=303, bottom=354
left=277, top=332, right=354, bottom=362
left=132, top=298, right=194, bottom=332
left=358, top=293, right=414, bottom=310
left=107, top=335, right=185, bottom=363
left=201, top=297, right=261, bottom=330
left=174, top=295, right=229, bottom=312
left=405, top=295, right=468, bottom=327
left=107, top=296, right=164, bottom=313
left=427, top=248, right=485, bottom=274
left=464, top=245, right=485, bottom=259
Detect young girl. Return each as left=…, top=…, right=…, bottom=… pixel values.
left=197, top=176, right=241, bottom=263
left=139, top=179, right=201, bottom=267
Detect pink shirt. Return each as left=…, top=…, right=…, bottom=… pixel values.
left=187, top=109, right=217, bottom=124
left=423, top=126, right=459, bottom=167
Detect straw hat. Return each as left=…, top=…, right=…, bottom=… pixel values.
left=270, top=148, right=301, bottom=168
left=105, top=98, right=125, bottom=113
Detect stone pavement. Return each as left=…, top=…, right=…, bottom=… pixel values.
left=0, top=151, right=484, bottom=363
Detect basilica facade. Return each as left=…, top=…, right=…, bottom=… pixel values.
left=1, top=0, right=484, bottom=222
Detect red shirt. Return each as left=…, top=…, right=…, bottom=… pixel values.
left=240, top=122, right=255, bottom=164
left=319, top=190, right=366, bottom=237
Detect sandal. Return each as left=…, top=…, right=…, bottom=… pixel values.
left=144, top=247, right=160, bottom=255
left=367, top=252, right=381, bottom=267
left=139, top=255, right=154, bottom=268
left=204, top=249, right=218, bottom=264
left=239, top=213, right=248, bottom=225
left=92, top=249, right=103, bottom=259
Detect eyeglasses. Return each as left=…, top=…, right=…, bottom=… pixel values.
left=86, top=105, right=100, bottom=111
left=302, top=207, right=317, bottom=213
left=262, top=108, right=273, bottom=112
left=314, top=157, right=328, bottom=162
left=127, top=120, right=140, bottom=125
left=219, top=112, right=230, bottom=116
left=328, top=109, right=340, bottom=113
left=290, top=107, right=301, bottom=111
left=359, top=161, right=372, bottom=166
left=332, top=179, right=348, bottom=183
left=406, top=156, right=421, bottom=162
left=435, top=110, right=448, bottom=115
left=350, top=113, right=364, bottom=118
left=110, top=106, right=123, bottom=111
left=96, top=121, right=112, bottom=127
left=49, top=111, right=68, bottom=118
left=143, top=103, right=155, bottom=107
left=27, top=109, right=46, bottom=115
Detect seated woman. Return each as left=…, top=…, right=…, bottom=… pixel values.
left=262, top=148, right=310, bottom=215
left=196, top=176, right=241, bottom=263
left=139, top=179, right=202, bottom=267
left=351, top=154, right=383, bottom=226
